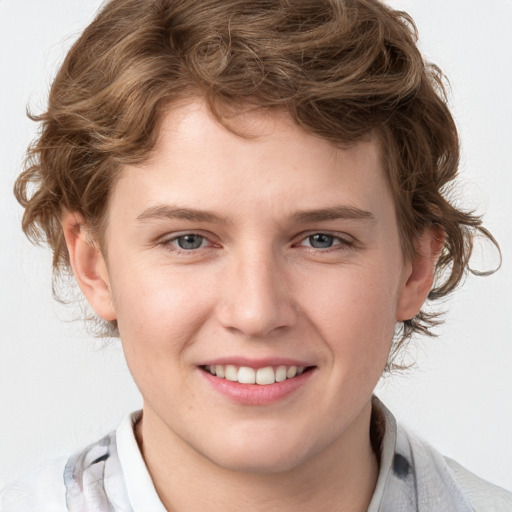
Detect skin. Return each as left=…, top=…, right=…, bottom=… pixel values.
left=63, top=99, right=440, bottom=511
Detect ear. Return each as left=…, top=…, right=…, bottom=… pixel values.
left=396, top=226, right=445, bottom=322
left=61, top=211, right=117, bottom=321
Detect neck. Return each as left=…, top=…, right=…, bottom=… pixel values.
left=136, top=400, right=379, bottom=512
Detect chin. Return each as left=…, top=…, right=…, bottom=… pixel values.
left=210, top=449, right=307, bottom=475
left=195, top=433, right=316, bottom=475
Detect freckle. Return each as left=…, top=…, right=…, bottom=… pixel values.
left=392, top=453, right=410, bottom=480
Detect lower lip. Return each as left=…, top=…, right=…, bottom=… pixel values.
left=199, top=368, right=315, bottom=405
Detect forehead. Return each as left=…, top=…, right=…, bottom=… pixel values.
left=108, top=99, right=394, bottom=230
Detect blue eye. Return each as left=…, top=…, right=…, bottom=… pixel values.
left=298, top=232, right=353, bottom=251
left=173, top=234, right=206, bottom=250
left=306, top=233, right=336, bottom=249
left=308, top=234, right=334, bottom=248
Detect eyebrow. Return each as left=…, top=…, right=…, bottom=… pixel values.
left=291, top=205, right=376, bottom=224
left=136, top=204, right=376, bottom=225
left=136, top=206, right=227, bottom=223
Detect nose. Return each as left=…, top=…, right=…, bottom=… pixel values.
left=216, top=248, right=297, bottom=338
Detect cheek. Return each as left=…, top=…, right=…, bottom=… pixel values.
left=109, top=262, right=216, bottom=361
left=110, top=266, right=215, bottom=409
left=301, top=263, right=400, bottom=367
left=308, top=263, right=399, bottom=329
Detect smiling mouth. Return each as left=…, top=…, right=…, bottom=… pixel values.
left=202, top=364, right=314, bottom=385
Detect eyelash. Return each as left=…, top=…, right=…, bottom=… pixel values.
left=159, top=232, right=216, bottom=254
left=295, top=232, right=354, bottom=251
left=158, top=231, right=354, bottom=255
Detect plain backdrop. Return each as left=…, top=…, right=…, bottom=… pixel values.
left=1, top=0, right=511, bottom=492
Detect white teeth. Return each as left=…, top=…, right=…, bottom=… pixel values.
left=205, top=363, right=310, bottom=385
left=286, top=366, right=297, bottom=378
left=238, top=366, right=256, bottom=384
left=256, top=367, right=275, bottom=385
left=275, top=365, right=287, bottom=382
left=225, top=364, right=238, bottom=381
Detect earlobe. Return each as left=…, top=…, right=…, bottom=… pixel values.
left=396, top=227, right=445, bottom=322
left=61, top=211, right=117, bottom=321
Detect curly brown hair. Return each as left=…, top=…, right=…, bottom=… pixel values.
left=14, top=0, right=498, bottom=354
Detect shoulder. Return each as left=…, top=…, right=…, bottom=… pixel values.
left=371, top=397, right=512, bottom=512
left=404, top=427, right=512, bottom=512
left=0, top=414, right=139, bottom=512
left=0, top=456, right=68, bottom=512
left=0, top=432, right=121, bottom=512
left=444, top=457, right=512, bottom=512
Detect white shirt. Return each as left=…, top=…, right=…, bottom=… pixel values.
left=2, top=399, right=511, bottom=511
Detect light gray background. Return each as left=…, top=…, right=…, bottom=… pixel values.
left=1, top=0, right=511, bottom=491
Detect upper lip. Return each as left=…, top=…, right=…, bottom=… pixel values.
left=197, top=357, right=315, bottom=368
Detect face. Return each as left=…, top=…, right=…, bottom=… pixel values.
left=87, top=100, right=422, bottom=473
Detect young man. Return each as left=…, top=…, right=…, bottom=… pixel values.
left=1, top=0, right=511, bottom=510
